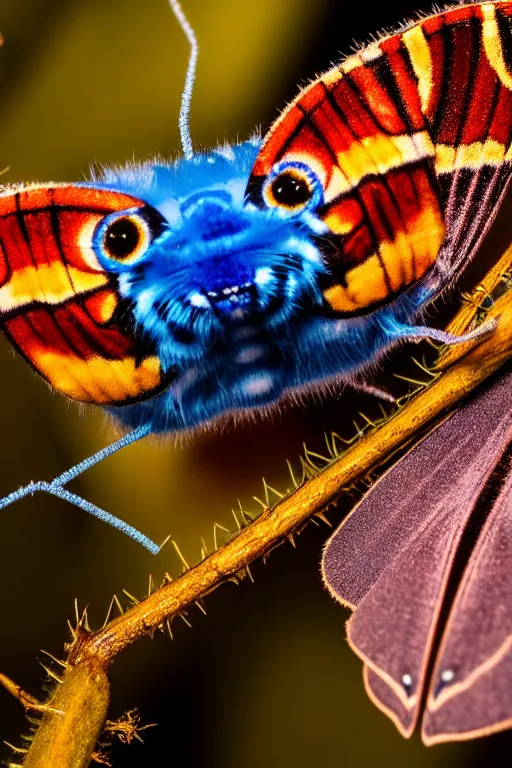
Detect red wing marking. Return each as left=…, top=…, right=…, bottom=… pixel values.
left=0, top=185, right=164, bottom=404
left=250, top=1, right=512, bottom=312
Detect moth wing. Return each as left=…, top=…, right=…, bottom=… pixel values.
left=248, top=41, right=445, bottom=315
left=248, top=3, right=512, bottom=311
left=321, top=368, right=512, bottom=738
left=0, top=185, right=165, bottom=405
left=426, top=3, right=512, bottom=284
left=423, top=442, right=512, bottom=744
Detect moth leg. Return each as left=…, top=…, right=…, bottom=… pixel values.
left=48, top=424, right=152, bottom=486
left=0, top=424, right=161, bottom=554
left=396, top=318, right=497, bottom=346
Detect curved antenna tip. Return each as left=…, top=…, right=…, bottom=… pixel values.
left=168, top=0, right=198, bottom=160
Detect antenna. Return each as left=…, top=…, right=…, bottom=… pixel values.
left=168, top=0, right=198, bottom=160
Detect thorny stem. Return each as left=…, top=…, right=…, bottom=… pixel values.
left=82, top=289, right=512, bottom=667
left=22, top=663, right=109, bottom=768
left=13, top=248, right=512, bottom=767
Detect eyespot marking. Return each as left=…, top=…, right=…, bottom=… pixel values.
left=103, top=214, right=150, bottom=264
left=262, top=161, right=323, bottom=213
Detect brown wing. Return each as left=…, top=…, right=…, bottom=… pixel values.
left=322, top=368, right=512, bottom=739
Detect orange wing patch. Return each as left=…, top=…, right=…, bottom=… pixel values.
left=249, top=45, right=445, bottom=314
left=0, top=185, right=166, bottom=405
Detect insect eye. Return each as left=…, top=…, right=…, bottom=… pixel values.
left=102, top=215, right=149, bottom=263
left=263, top=162, right=323, bottom=212
left=270, top=171, right=312, bottom=208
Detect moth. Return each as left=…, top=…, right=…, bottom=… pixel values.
left=0, top=0, right=511, bottom=550
left=322, top=365, right=512, bottom=745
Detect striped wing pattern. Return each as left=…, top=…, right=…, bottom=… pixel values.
left=250, top=1, right=512, bottom=313
left=0, top=186, right=163, bottom=404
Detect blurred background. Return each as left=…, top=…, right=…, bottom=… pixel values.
left=0, top=0, right=511, bottom=765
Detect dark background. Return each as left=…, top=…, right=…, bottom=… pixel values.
left=0, top=1, right=511, bottom=766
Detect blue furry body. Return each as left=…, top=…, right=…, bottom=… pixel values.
left=90, top=140, right=434, bottom=434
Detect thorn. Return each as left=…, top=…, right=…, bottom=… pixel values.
left=252, top=495, right=267, bottom=510
left=330, top=432, right=349, bottom=457
left=237, top=499, right=253, bottom=524
left=122, top=589, right=139, bottom=606
left=179, top=613, right=192, bottom=629
left=287, top=533, right=296, bottom=548
left=245, top=563, right=255, bottom=582
left=262, top=478, right=270, bottom=506
left=172, top=539, right=190, bottom=571
left=324, top=432, right=336, bottom=458
left=315, top=511, right=332, bottom=527
left=299, top=456, right=316, bottom=479
left=352, top=419, right=364, bottom=438
left=38, top=663, right=63, bottom=685
left=358, top=411, right=376, bottom=428
left=27, top=703, right=65, bottom=716
left=286, top=459, right=299, bottom=489
left=303, top=444, right=330, bottom=466
left=200, top=537, right=209, bottom=559
left=67, top=620, right=77, bottom=641
left=109, top=596, right=123, bottom=618
left=262, top=541, right=284, bottom=565
left=74, top=601, right=90, bottom=633
left=410, top=356, right=435, bottom=376
left=165, top=619, right=173, bottom=640
left=261, top=477, right=284, bottom=505
left=195, top=600, right=207, bottom=616
left=266, top=483, right=284, bottom=500
left=158, top=534, right=172, bottom=551
left=40, top=650, right=67, bottom=669
left=231, top=509, right=242, bottom=531
left=163, top=572, right=173, bottom=584
left=393, top=373, right=429, bottom=387
left=4, top=743, right=27, bottom=755
left=148, top=574, right=154, bottom=597
left=25, top=716, right=40, bottom=726
left=213, top=522, right=230, bottom=551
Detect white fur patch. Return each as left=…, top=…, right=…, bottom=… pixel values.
left=189, top=292, right=211, bottom=309
left=242, top=374, right=274, bottom=396
left=236, top=346, right=265, bottom=364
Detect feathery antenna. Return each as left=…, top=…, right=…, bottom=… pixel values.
left=168, top=0, right=198, bottom=160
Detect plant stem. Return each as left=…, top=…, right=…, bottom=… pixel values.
left=19, top=280, right=512, bottom=767
left=22, top=662, right=109, bottom=768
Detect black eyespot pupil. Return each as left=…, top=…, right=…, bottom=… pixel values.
left=271, top=172, right=312, bottom=207
left=105, top=217, right=141, bottom=259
